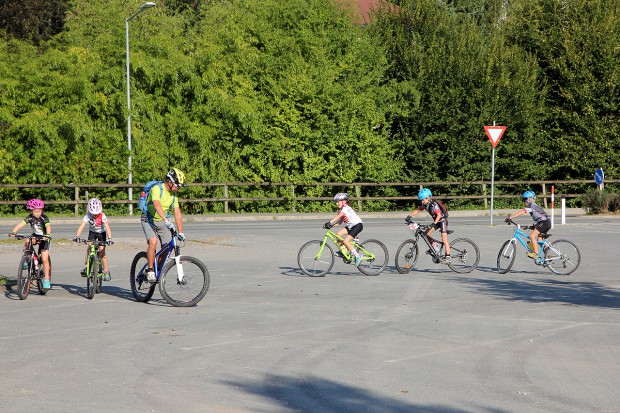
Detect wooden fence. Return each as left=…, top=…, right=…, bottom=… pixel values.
left=0, top=179, right=614, bottom=215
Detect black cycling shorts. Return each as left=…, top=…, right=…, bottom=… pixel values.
left=436, top=219, right=449, bottom=233
left=346, top=223, right=363, bottom=238
left=88, top=231, right=108, bottom=242
left=534, top=219, right=551, bottom=234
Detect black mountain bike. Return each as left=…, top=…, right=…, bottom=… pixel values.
left=395, top=222, right=480, bottom=274
left=10, top=234, right=53, bottom=300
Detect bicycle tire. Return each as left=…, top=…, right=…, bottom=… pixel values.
left=357, top=239, right=389, bottom=276
left=36, top=257, right=51, bottom=296
left=395, top=239, right=419, bottom=274
left=297, top=240, right=334, bottom=277
left=497, top=239, right=516, bottom=274
left=447, top=238, right=480, bottom=273
left=546, top=239, right=581, bottom=275
left=159, top=256, right=210, bottom=307
left=86, top=254, right=97, bottom=299
left=96, top=259, right=102, bottom=294
left=17, top=256, right=31, bottom=300
left=130, top=251, right=156, bottom=303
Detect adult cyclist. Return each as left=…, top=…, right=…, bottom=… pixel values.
left=141, top=168, right=187, bottom=282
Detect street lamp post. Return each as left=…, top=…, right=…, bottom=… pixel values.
left=126, top=2, right=156, bottom=215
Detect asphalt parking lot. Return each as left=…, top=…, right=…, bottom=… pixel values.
left=0, top=212, right=618, bottom=413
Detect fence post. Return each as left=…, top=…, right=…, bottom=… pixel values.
left=483, top=183, right=488, bottom=209
left=542, top=183, right=547, bottom=209
left=223, top=184, right=229, bottom=213
left=74, top=186, right=79, bottom=216
left=290, top=184, right=296, bottom=213
left=355, top=185, right=362, bottom=211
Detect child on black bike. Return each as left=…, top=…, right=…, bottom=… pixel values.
left=506, top=190, right=551, bottom=259
left=9, top=198, right=52, bottom=289
left=75, top=198, right=113, bottom=280
left=324, top=193, right=364, bottom=266
left=406, top=188, right=451, bottom=263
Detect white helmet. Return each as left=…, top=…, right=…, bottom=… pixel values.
left=88, top=198, right=103, bottom=215
left=333, top=193, right=349, bottom=201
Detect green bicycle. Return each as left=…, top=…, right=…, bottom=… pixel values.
left=75, top=238, right=113, bottom=299
left=297, top=227, right=389, bottom=276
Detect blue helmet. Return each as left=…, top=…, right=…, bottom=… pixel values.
left=418, top=188, right=432, bottom=201
left=522, top=190, right=536, bottom=201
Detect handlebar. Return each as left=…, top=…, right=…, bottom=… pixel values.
left=504, top=218, right=534, bottom=230
left=9, top=233, right=52, bottom=241
left=403, top=221, right=431, bottom=232
left=74, top=238, right=113, bottom=246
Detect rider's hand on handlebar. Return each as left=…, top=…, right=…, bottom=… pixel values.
left=504, top=217, right=511, bottom=224
left=164, top=220, right=174, bottom=229
left=177, top=233, right=185, bottom=241
left=106, top=239, right=114, bottom=245
left=73, top=237, right=80, bottom=243
left=323, top=221, right=333, bottom=229
left=405, top=216, right=412, bottom=224
left=8, top=232, right=15, bottom=237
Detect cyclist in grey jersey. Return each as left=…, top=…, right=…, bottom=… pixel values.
left=507, top=190, right=551, bottom=259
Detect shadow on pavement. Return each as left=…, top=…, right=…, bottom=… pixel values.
left=223, top=373, right=505, bottom=413
left=449, top=276, right=620, bottom=309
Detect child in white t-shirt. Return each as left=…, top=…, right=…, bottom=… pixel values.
left=324, top=193, right=364, bottom=266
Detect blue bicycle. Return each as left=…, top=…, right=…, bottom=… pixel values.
left=130, top=227, right=210, bottom=307
left=497, top=218, right=581, bottom=275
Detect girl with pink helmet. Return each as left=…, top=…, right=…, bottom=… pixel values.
left=9, top=198, right=53, bottom=290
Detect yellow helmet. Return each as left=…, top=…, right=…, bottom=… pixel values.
left=166, top=167, right=187, bottom=187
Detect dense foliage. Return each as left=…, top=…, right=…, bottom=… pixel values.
left=0, top=0, right=618, bottom=213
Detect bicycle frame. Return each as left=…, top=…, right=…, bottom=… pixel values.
left=407, top=223, right=447, bottom=262
left=318, top=229, right=374, bottom=262
left=81, top=239, right=108, bottom=278
left=138, top=231, right=181, bottom=282
left=507, top=222, right=548, bottom=261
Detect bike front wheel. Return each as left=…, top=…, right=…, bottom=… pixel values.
left=497, top=239, right=517, bottom=274
left=159, top=256, right=210, bottom=307
left=447, top=238, right=480, bottom=273
left=130, top=251, right=156, bottom=303
left=297, top=240, right=334, bottom=277
left=86, top=255, right=98, bottom=299
left=546, top=239, right=581, bottom=275
left=357, top=239, right=389, bottom=276
left=17, top=256, right=31, bottom=300
left=395, top=239, right=419, bottom=274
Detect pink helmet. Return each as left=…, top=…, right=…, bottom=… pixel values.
left=88, top=198, right=103, bottom=214
left=26, top=198, right=45, bottom=210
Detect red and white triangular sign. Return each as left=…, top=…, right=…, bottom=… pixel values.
left=484, top=125, right=506, bottom=148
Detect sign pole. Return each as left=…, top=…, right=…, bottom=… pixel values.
left=490, top=145, right=495, bottom=226
left=485, top=122, right=506, bottom=226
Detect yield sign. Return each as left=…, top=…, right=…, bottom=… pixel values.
left=484, top=125, right=506, bottom=148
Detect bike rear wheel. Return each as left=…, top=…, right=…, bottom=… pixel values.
left=297, top=240, right=334, bottom=277
left=86, top=255, right=98, bottom=299
left=130, top=251, right=156, bottom=303
left=357, top=239, right=389, bottom=276
left=159, top=256, right=210, bottom=307
left=395, top=239, right=419, bottom=274
left=546, top=239, right=581, bottom=275
left=17, top=256, right=31, bottom=300
left=497, top=240, right=516, bottom=274
left=447, top=238, right=480, bottom=273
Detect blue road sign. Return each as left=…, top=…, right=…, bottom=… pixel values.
left=595, top=168, right=604, bottom=185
